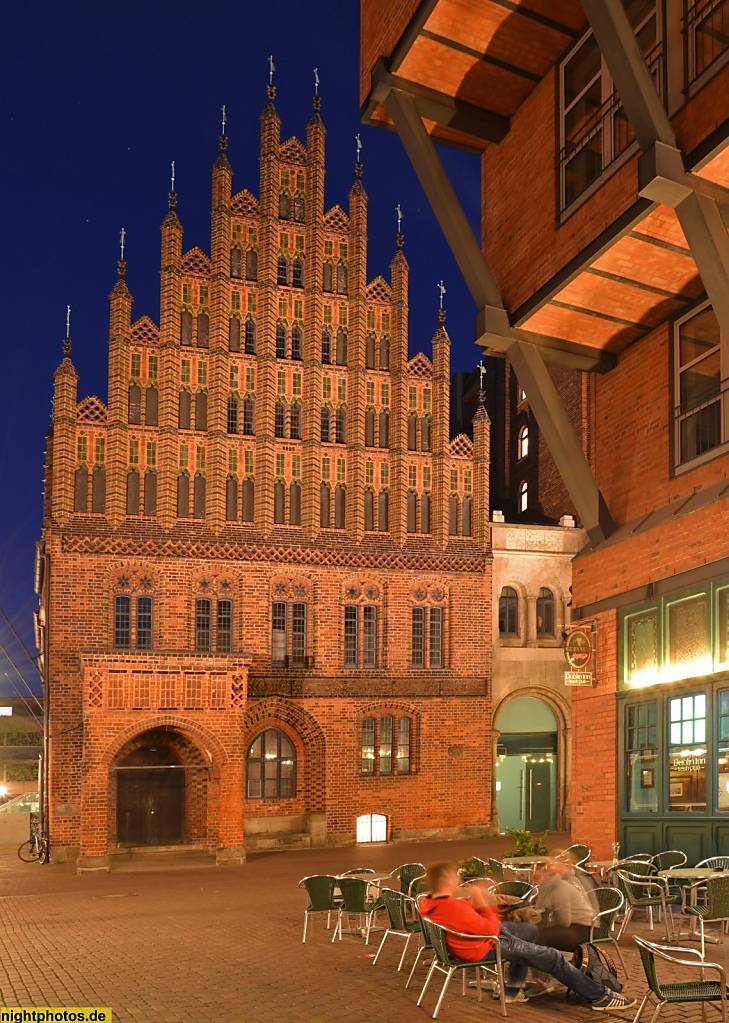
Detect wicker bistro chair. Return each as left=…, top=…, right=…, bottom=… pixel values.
left=616, top=870, right=680, bottom=941
left=333, top=876, right=386, bottom=944
left=590, top=886, right=628, bottom=976
left=492, top=880, right=536, bottom=901
left=371, top=890, right=421, bottom=971
left=698, top=858, right=729, bottom=871
left=340, top=867, right=377, bottom=875
left=651, top=850, right=688, bottom=872
left=633, top=936, right=728, bottom=1023
left=397, top=862, right=426, bottom=896
left=488, top=858, right=506, bottom=882
left=557, top=843, right=591, bottom=868
left=406, top=908, right=435, bottom=990
left=679, top=875, right=729, bottom=957
left=416, top=916, right=507, bottom=1019
left=299, top=874, right=343, bottom=943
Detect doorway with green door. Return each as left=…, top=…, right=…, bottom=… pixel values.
left=495, top=696, right=559, bottom=833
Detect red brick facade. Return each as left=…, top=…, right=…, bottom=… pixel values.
left=38, top=89, right=493, bottom=867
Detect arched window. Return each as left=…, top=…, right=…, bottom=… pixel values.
left=91, top=467, right=105, bottom=513
left=246, top=729, right=296, bottom=799
left=290, top=324, right=303, bottom=360
left=74, top=467, right=88, bottom=513
left=180, top=310, right=193, bottom=345
left=230, top=248, right=242, bottom=278
left=276, top=323, right=287, bottom=359
left=364, top=489, right=374, bottom=531
left=196, top=312, right=209, bottom=348
left=420, top=415, right=431, bottom=452
left=518, top=425, right=529, bottom=459
left=126, top=470, right=140, bottom=515
left=499, top=586, right=519, bottom=636
left=292, top=259, right=304, bottom=289
left=226, top=476, right=238, bottom=520
left=293, top=195, right=305, bottom=222
left=321, top=330, right=332, bottom=364
left=242, top=396, right=255, bottom=435
left=275, top=401, right=287, bottom=438
left=193, top=474, right=206, bottom=518
left=320, top=406, right=331, bottom=443
left=378, top=410, right=389, bottom=448
left=421, top=493, right=431, bottom=534
left=320, top=482, right=330, bottom=528
left=128, top=384, right=142, bottom=425
left=337, top=263, right=348, bottom=294
left=227, top=395, right=239, bottom=434
left=334, top=484, right=346, bottom=528
left=365, top=333, right=376, bottom=369
left=322, top=262, right=333, bottom=293
left=244, top=318, right=257, bottom=354
left=407, top=414, right=418, bottom=450
left=519, top=479, right=528, bottom=513
left=462, top=496, right=472, bottom=536
left=144, top=471, right=157, bottom=516
left=278, top=193, right=291, bottom=219
left=245, top=248, right=258, bottom=281
left=378, top=490, right=389, bottom=531
left=242, top=478, right=255, bottom=521
left=145, top=386, right=158, bottom=426
left=273, top=481, right=286, bottom=524
left=379, top=335, right=390, bottom=371
left=229, top=317, right=241, bottom=352
left=177, top=473, right=190, bottom=517
left=536, top=587, right=555, bottom=636
left=195, top=391, right=208, bottom=432
left=289, top=402, right=302, bottom=440
left=336, top=330, right=347, bottom=365
left=277, top=256, right=288, bottom=285
left=289, top=481, right=301, bottom=525
left=365, top=409, right=375, bottom=447
left=335, top=407, right=347, bottom=444
left=407, top=492, right=417, bottom=533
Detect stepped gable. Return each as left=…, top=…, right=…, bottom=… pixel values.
left=231, top=189, right=259, bottom=216
left=324, top=204, right=349, bottom=232
left=366, top=276, right=391, bottom=302
left=130, top=316, right=159, bottom=346
left=181, top=246, right=211, bottom=276
left=449, top=434, right=473, bottom=457
left=407, top=353, right=432, bottom=378
left=76, top=396, right=107, bottom=424
left=280, top=136, right=307, bottom=165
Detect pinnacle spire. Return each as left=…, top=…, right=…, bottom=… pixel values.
left=63, top=305, right=72, bottom=359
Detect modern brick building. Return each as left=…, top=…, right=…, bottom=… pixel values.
left=36, top=86, right=495, bottom=868
left=361, top=0, right=729, bottom=859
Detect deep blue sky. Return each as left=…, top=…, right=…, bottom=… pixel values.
left=0, top=1, right=482, bottom=677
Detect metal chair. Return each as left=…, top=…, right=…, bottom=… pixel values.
left=416, top=916, right=506, bottom=1019
left=487, top=857, right=505, bottom=882
left=406, top=904, right=435, bottom=990
left=616, top=870, right=679, bottom=941
left=298, top=874, right=343, bottom=943
left=590, top=886, right=628, bottom=976
left=333, top=876, right=386, bottom=944
left=470, top=856, right=489, bottom=877
left=633, top=936, right=728, bottom=1023
left=557, top=843, right=591, bottom=867
left=340, top=867, right=376, bottom=875
left=651, top=850, right=688, bottom=872
left=679, top=874, right=729, bottom=957
left=492, top=879, right=535, bottom=901
left=372, top=890, right=421, bottom=970
left=697, top=857, right=729, bottom=871
left=397, top=861, right=426, bottom=896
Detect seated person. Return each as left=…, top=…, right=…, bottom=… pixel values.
left=535, top=857, right=598, bottom=951
left=419, top=861, right=634, bottom=1011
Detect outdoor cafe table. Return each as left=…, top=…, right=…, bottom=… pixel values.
left=658, top=867, right=729, bottom=942
left=502, top=855, right=549, bottom=880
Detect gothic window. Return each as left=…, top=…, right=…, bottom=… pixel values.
left=195, top=598, right=212, bottom=651
left=289, top=481, right=301, bottom=525
left=275, top=401, right=287, bottom=438
left=378, top=490, right=389, bottom=531
left=518, top=425, right=529, bottom=459
left=245, top=248, right=258, bottom=281
left=292, top=259, right=304, bottom=289
left=217, top=599, right=233, bottom=653
left=290, top=324, right=303, bottom=360
left=320, top=482, right=331, bottom=528
left=519, top=479, right=528, bottom=513
left=91, top=467, right=105, bottom=513
left=144, top=471, right=157, bottom=516
left=274, top=481, right=286, bottom=524
left=361, top=715, right=411, bottom=775
left=344, top=605, right=358, bottom=667
left=378, top=410, right=389, bottom=448
left=196, top=312, right=209, bottom=349
left=364, top=489, right=374, bottom=531
left=499, top=586, right=519, bottom=636
left=226, top=476, right=238, bottom=520
left=336, top=263, right=348, bottom=295
left=380, top=335, right=390, bottom=371
left=272, top=601, right=308, bottom=667
left=74, top=467, right=88, bottom=513
left=227, top=395, right=239, bottom=434
left=279, top=193, right=291, bottom=219
left=322, top=262, right=333, bottom=293
left=334, top=484, right=346, bottom=528
left=365, top=333, right=376, bottom=369
left=242, top=477, right=254, bottom=521
left=276, top=323, right=287, bottom=359
left=421, top=493, right=431, bottom=534
left=365, top=409, right=375, bottom=447
left=407, top=492, right=417, bottom=533
left=244, top=318, right=257, bottom=354
left=177, top=474, right=190, bottom=517
left=420, top=415, right=431, bottom=452
left=321, top=329, right=332, bottom=364
left=289, top=402, right=302, bottom=439
left=462, top=496, right=472, bottom=537
left=230, top=248, right=242, bottom=278
left=293, top=195, right=305, bottom=222
left=277, top=256, right=288, bottom=286
left=247, top=729, right=296, bottom=799
left=180, top=310, right=193, bottom=345
left=195, top=391, right=208, bottom=432
left=143, top=386, right=158, bottom=427
left=114, top=595, right=131, bottom=648
left=448, top=494, right=459, bottom=535
left=335, top=407, right=347, bottom=444
left=193, top=474, right=206, bottom=518
left=178, top=390, right=191, bottom=430
left=537, top=587, right=555, bottom=637
left=407, top=415, right=418, bottom=451
left=336, top=330, right=347, bottom=366
left=229, top=317, right=241, bottom=352
left=137, top=596, right=153, bottom=649
left=128, top=384, right=142, bottom=425
left=412, top=606, right=444, bottom=668
left=126, top=470, right=140, bottom=516
left=321, top=406, right=332, bottom=443
left=242, top=396, right=255, bottom=435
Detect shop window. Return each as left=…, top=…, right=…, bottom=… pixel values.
left=361, top=715, right=411, bottom=775
left=536, top=588, right=555, bottom=636
left=674, top=303, right=724, bottom=466
left=625, top=701, right=657, bottom=814
left=499, top=587, right=519, bottom=636
left=668, top=692, right=707, bottom=813
left=246, top=729, right=296, bottom=799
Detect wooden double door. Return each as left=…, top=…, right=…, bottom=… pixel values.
left=116, top=745, right=185, bottom=846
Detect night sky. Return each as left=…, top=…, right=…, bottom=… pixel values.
left=0, top=2, right=482, bottom=689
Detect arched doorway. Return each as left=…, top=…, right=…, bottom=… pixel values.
left=495, top=697, right=558, bottom=833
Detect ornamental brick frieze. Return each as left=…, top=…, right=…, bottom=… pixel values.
left=246, top=676, right=487, bottom=699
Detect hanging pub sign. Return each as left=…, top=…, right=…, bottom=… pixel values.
left=564, top=622, right=597, bottom=686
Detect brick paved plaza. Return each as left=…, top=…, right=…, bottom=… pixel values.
left=0, top=837, right=720, bottom=1023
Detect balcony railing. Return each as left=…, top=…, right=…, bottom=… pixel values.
left=673, top=378, right=729, bottom=466
left=686, top=0, right=729, bottom=87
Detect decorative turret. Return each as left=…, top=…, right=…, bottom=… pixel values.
left=51, top=308, right=79, bottom=522
left=431, top=296, right=451, bottom=545
left=389, top=211, right=409, bottom=543
left=472, top=378, right=491, bottom=548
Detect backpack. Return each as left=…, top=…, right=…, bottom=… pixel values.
left=572, top=943, right=622, bottom=993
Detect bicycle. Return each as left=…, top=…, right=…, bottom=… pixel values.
left=18, top=832, right=49, bottom=864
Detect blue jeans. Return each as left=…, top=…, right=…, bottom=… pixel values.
left=489, top=922, right=605, bottom=1002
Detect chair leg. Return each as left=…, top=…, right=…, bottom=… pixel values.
left=397, top=932, right=413, bottom=972
left=700, top=918, right=705, bottom=959
left=632, top=991, right=653, bottom=1023
left=609, top=937, right=629, bottom=977
left=331, top=909, right=342, bottom=942
left=302, top=912, right=308, bottom=943
left=648, top=905, right=654, bottom=930
left=432, top=969, right=454, bottom=1019
left=616, top=904, right=633, bottom=941
left=372, top=929, right=389, bottom=965
left=406, top=944, right=426, bottom=989
left=417, top=960, right=438, bottom=1006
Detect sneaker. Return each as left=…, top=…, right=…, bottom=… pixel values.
left=524, top=982, right=557, bottom=998
left=504, top=989, right=530, bottom=1004
left=591, top=992, right=637, bottom=1012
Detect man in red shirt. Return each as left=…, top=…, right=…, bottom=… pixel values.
left=419, top=862, right=635, bottom=1011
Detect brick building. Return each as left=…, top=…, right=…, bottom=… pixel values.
left=36, top=86, right=494, bottom=869
left=361, top=0, right=729, bottom=859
